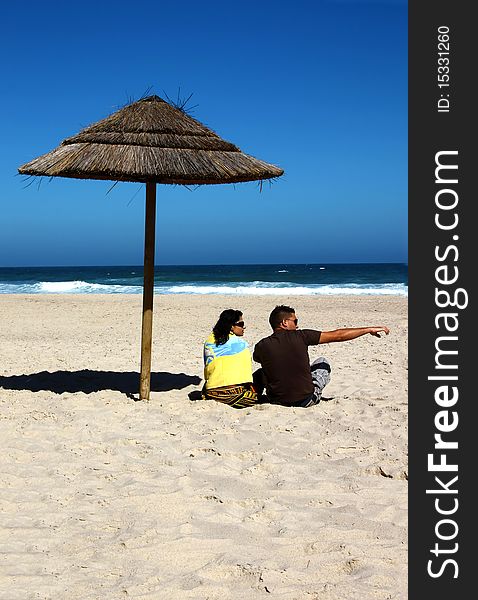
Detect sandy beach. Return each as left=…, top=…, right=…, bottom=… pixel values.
left=0, top=294, right=407, bottom=599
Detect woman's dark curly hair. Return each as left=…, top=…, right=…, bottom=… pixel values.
left=213, top=309, right=243, bottom=346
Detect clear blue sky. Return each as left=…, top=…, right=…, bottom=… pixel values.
left=1, top=0, right=407, bottom=267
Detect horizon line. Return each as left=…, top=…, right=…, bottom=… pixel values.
left=1, top=261, right=409, bottom=269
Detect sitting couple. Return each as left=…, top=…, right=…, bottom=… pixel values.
left=202, top=305, right=390, bottom=409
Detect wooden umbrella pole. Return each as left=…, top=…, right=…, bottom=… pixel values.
left=139, top=182, right=157, bottom=400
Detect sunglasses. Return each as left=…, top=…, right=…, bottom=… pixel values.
left=234, top=321, right=245, bottom=328
left=286, top=318, right=298, bottom=325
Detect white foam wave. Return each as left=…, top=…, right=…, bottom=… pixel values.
left=156, top=283, right=408, bottom=296
left=37, top=280, right=141, bottom=294
left=0, top=281, right=407, bottom=296
left=39, top=280, right=92, bottom=292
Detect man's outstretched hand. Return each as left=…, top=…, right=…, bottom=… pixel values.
left=369, top=326, right=390, bottom=338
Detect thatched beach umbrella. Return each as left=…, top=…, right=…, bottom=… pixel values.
left=18, top=95, right=283, bottom=400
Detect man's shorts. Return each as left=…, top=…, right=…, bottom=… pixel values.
left=296, top=356, right=331, bottom=408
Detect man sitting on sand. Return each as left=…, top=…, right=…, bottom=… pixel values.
left=252, top=304, right=390, bottom=408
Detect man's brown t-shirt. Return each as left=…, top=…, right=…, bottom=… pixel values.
left=253, top=329, right=322, bottom=405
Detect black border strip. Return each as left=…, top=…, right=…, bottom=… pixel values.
left=409, top=2, right=472, bottom=596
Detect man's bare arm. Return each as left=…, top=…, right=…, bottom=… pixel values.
left=319, top=326, right=390, bottom=344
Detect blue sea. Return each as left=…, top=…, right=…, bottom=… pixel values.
left=0, top=263, right=407, bottom=296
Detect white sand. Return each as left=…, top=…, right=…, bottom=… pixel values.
left=0, top=294, right=407, bottom=599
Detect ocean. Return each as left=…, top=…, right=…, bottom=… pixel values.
left=0, top=263, right=407, bottom=296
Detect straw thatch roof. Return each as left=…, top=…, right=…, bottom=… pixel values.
left=18, top=95, right=283, bottom=185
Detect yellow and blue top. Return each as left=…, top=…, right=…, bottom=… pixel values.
left=203, top=333, right=253, bottom=389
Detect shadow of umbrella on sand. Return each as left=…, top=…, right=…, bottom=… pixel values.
left=18, top=94, right=283, bottom=400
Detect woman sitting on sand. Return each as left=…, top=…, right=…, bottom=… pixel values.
left=202, top=309, right=259, bottom=409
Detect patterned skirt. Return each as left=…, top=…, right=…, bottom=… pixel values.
left=202, top=383, right=259, bottom=409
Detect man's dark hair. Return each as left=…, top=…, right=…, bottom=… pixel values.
left=213, top=309, right=243, bottom=346
left=269, top=305, right=295, bottom=330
